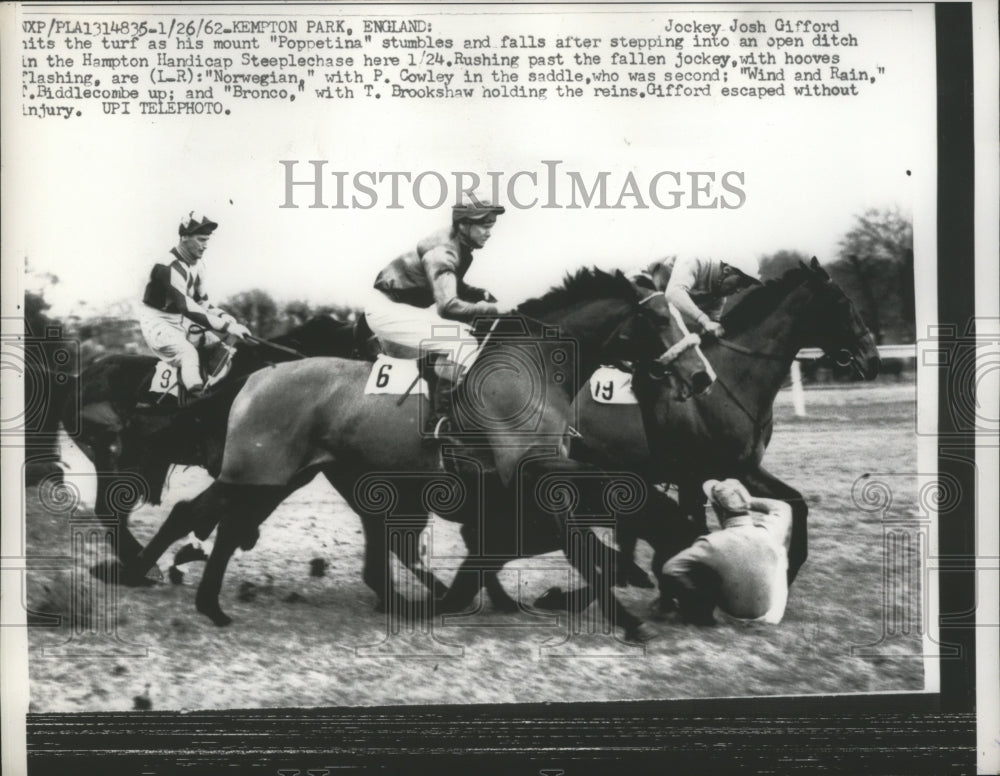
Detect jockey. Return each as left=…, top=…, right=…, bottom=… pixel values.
left=664, top=255, right=761, bottom=339
left=365, top=191, right=505, bottom=436
left=630, top=256, right=677, bottom=294
left=659, top=479, right=793, bottom=625
left=137, top=212, right=251, bottom=395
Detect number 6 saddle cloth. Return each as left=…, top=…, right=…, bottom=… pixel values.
left=364, top=354, right=430, bottom=397
left=589, top=366, right=638, bottom=405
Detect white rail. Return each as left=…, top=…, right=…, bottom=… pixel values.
left=789, top=344, right=916, bottom=417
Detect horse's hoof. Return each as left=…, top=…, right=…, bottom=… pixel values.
left=627, top=568, right=655, bottom=589
left=196, top=599, right=233, bottom=627
left=94, top=561, right=158, bottom=588
left=616, top=564, right=655, bottom=589
left=434, top=594, right=473, bottom=615
left=624, top=622, right=657, bottom=644
left=89, top=560, right=122, bottom=585
left=491, top=596, right=520, bottom=614
left=173, top=543, right=208, bottom=566
left=648, top=597, right=675, bottom=621
left=533, top=586, right=569, bottom=611
left=238, top=527, right=260, bottom=552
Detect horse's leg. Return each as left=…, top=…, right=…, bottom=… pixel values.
left=563, top=523, right=649, bottom=641
left=435, top=522, right=487, bottom=614
left=357, top=510, right=406, bottom=613
left=323, top=467, right=439, bottom=611
left=613, top=513, right=655, bottom=588
left=676, top=476, right=709, bottom=534
left=124, top=481, right=227, bottom=585
left=742, top=466, right=807, bottom=584
left=407, top=556, right=449, bottom=601
left=194, top=484, right=296, bottom=626
left=483, top=569, right=519, bottom=613
left=523, top=460, right=650, bottom=642
left=93, top=469, right=143, bottom=565
left=84, top=426, right=141, bottom=563
left=641, top=486, right=704, bottom=592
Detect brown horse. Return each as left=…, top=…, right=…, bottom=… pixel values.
left=130, top=269, right=694, bottom=641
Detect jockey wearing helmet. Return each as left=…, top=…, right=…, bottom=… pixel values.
left=664, top=255, right=761, bottom=339
left=630, top=256, right=678, bottom=294
left=365, top=191, right=505, bottom=435
left=138, top=212, right=252, bottom=395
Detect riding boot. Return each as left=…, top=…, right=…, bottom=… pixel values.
left=426, top=372, right=457, bottom=441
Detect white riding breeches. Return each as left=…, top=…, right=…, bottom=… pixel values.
left=364, top=292, right=480, bottom=374
left=138, top=306, right=222, bottom=390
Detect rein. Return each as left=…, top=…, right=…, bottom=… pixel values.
left=715, top=337, right=789, bottom=362
left=711, top=374, right=773, bottom=432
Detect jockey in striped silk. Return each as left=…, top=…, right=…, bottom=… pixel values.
left=138, top=212, right=251, bottom=394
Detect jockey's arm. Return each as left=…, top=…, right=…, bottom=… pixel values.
left=458, top=280, right=497, bottom=304
left=665, top=260, right=714, bottom=331
left=202, top=298, right=238, bottom=327
left=161, top=264, right=233, bottom=333
left=425, top=248, right=499, bottom=322
left=749, top=498, right=794, bottom=553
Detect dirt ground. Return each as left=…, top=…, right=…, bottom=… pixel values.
left=24, top=382, right=925, bottom=711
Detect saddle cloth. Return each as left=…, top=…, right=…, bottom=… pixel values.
left=589, top=366, right=638, bottom=405
left=148, top=360, right=181, bottom=399
left=364, top=355, right=429, bottom=397
left=147, top=349, right=234, bottom=401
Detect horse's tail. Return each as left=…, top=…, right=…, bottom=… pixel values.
left=23, top=364, right=79, bottom=484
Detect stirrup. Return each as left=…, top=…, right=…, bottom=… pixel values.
left=432, top=416, right=451, bottom=440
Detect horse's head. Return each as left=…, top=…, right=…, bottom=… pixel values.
left=517, top=269, right=686, bottom=364
left=796, top=258, right=880, bottom=380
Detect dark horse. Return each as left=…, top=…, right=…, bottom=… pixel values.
left=561, top=259, right=881, bottom=607
left=60, top=316, right=362, bottom=576
left=130, top=269, right=691, bottom=641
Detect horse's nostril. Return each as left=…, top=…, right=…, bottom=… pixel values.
left=691, top=371, right=714, bottom=395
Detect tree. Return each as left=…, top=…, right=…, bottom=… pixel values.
left=832, top=208, right=915, bottom=343
left=222, top=289, right=281, bottom=338
left=24, top=261, right=58, bottom=335
left=759, top=250, right=811, bottom=281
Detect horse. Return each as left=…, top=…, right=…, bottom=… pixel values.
left=128, top=268, right=696, bottom=642
left=60, top=315, right=363, bottom=576
left=547, top=258, right=880, bottom=612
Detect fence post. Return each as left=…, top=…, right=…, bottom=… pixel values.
left=790, top=359, right=807, bottom=417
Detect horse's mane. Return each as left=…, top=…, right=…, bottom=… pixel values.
left=517, top=267, right=636, bottom=317
left=719, top=264, right=816, bottom=336
left=272, top=315, right=352, bottom=347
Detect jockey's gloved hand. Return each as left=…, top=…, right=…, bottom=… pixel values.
left=701, top=320, right=724, bottom=339
left=481, top=290, right=498, bottom=303
left=225, top=321, right=252, bottom=341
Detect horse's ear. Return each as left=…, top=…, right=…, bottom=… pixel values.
left=810, top=257, right=830, bottom=280
left=798, top=260, right=810, bottom=271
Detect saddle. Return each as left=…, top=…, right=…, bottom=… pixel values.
left=137, top=343, right=235, bottom=409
